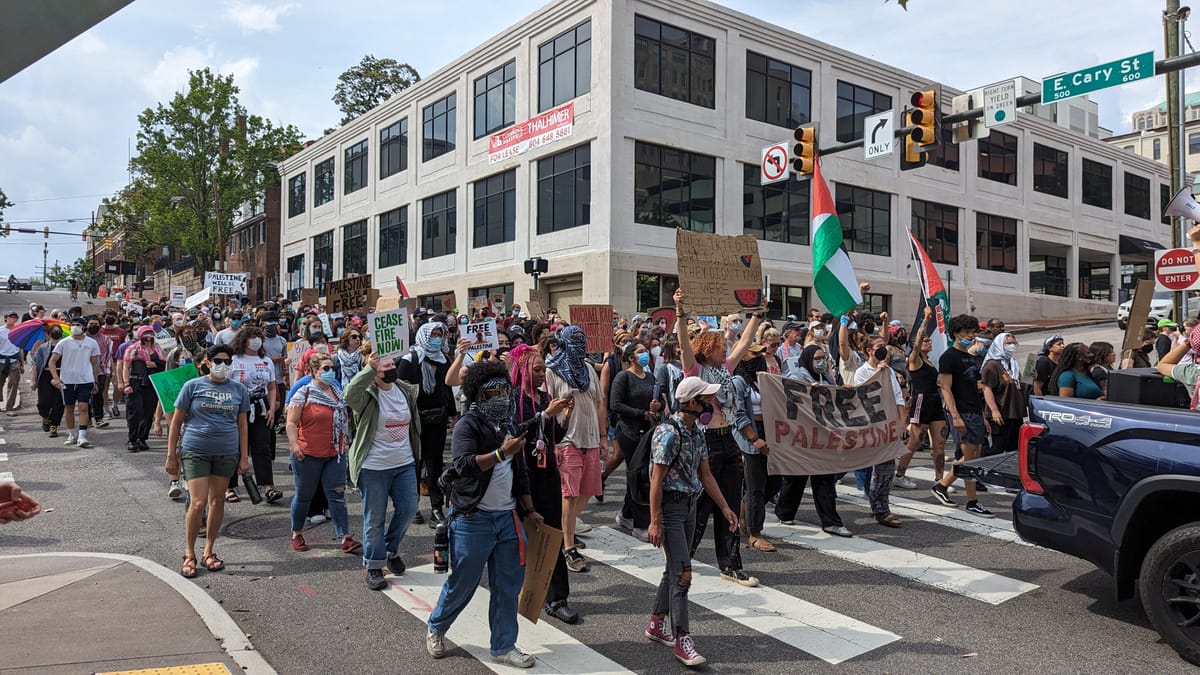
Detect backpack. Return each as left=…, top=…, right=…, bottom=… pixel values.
left=629, top=417, right=685, bottom=507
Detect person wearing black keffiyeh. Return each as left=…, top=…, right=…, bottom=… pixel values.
left=398, top=321, right=456, bottom=527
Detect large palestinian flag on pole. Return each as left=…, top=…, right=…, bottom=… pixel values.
left=907, top=228, right=952, bottom=362
left=811, top=160, right=862, bottom=317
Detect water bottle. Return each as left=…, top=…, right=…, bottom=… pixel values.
left=433, top=521, right=449, bottom=573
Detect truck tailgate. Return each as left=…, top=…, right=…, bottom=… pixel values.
left=955, top=451, right=1022, bottom=491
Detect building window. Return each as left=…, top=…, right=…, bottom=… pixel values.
left=927, top=127, right=959, bottom=171
left=1155, top=137, right=1163, bottom=160
left=312, top=230, right=333, bottom=296
left=314, top=157, right=335, bottom=206
left=378, top=206, right=408, bottom=269
left=978, top=130, right=1018, bottom=186
left=766, top=284, right=808, bottom=321
left=741, top=164, right=809, bottom=244
left=380, top=118, right=408, bottom=179
left=634, top=141, right=716, bottom=232
left=474, top=60, right=516, bottom=139
left=835, top=81, right=891, bottom=143
left=1124, top=172, right=1151, bottom=219
left=1030, top=254, right=1068, bottom=297
left=286, top=254, right=305, bottom=300
left=745, top=51, right=810, bottom=128
left=860, top=293, right=890, bottom=315
left=911, top=199, right=959, bottom=265
left=1122, top=145, right=1135, bottom=153
left=537, top=144, right=591, bottom=234
left=421, top=189, right=456, bottom=259
left=633, top=15, right=716, bottom=109
left=637, top=272, right=679, bottom=313
left=422, top=93, right=457, bottom=161
left=287, top=173, right=305, bottom=217
left=834, top=184, right=891, bottom=257
left=417, top=292, right=454, bottom=313
left=1033, top=143, right=1069, bottom=198
left=1079, top=260, right=1111, bottom=301
left=976, top=213, right=1018, bottom=274
left=538, top=20, right=591, bottom=112
left=1137, top=116, right=1147, bottom=130
left=469, top=284, right=515, bottom=316
left=473, top=169, right=516, bottom=248
left=344, top=139, right=368, bottom=195
left=1190, top=133, right=1200, bottom=155
left=1163, top=183, right=1174, bottom=225
left=342, top=220, right=367, bottom=276
left=1081, top=158, right=1113, bottom=209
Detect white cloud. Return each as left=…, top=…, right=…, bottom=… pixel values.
left=223, top=1, right=298, bottom=34
left=140, top=45, right=261, bottom=101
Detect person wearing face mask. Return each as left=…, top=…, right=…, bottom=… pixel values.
left=1047, top=342, right=1104, bottom=400
left=85, top=318, right=113, bottom=429
left=981, top=333, right=1026, bottom=456
left=1121, top=328, right=1157, bottom=369
left=212, top=313, right=242, bottom=347
left=100, top=315, right=126, bottom=418
left=732, top=348, right=775, bottom=551
left=398, top=322, right=456, bottom=528
left=121, top=326, right=167, bottom=452
left=930, top=314, right=992, bottom=516
left=852, top=336, right=907, bottom=528
left=653, top=337, right=684, bottom=414
left=229, top=326, right=280, bottom=503
left=898, top=308, right=947, bottom=488
left=30, top=324, right=66, bottom=438
left=48, top=319, right=102, bottom=449
left=1033, top=335, right=1065, bottom=396
left=286, top=353, right=361, bottom=555
left=609, top=339, right=661, bottom=542
left=1088, top=342, right=1117, bottom=397
left=150, top=315, right=172, bottom=342
left=166, top=345, right=251, bottom=578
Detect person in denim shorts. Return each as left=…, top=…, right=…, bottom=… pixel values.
left=930, top=314, right=993, bottom=517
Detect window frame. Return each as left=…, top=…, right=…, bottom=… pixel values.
left=834, top=183, right=891, bottom=257
left=538, top=20, right=592, bottom=113
left=342, top=219, right=367, bottom=276
left=911, top=199, right=959, bottom=266
left=537, top=143, right=591, bottom=234
left=633, top=14, right=716, bottom=109
left=314, top=157, right=335, bottom=207
left=1080, top=158, right=1113, bottom=210
left=379, top=118, right=408, bottom=180
left=978, top=130, right=1018, bottom=186
left=421, top=189, right=457, bottom=260
left=311, top=230, right=333, bottom=296
left=287, top=173, right=306, bottom=217
left=835, top=80, right=891, bottom=143
left=633, top=141, right=717, bottom=232
left=741, top=163, right=809, bottom=245
left=1124, top=172, right=1151, bottom=220
left=472, top=169, right=517, bottom=248
left=422, top=92, right=457, bottom=162
left=744, top=51, right=811, bottom=129
left=378, top=206, right=408, bottom=269
left=1033, top=142, right=1069, bottom=199
left=344, top=139, right=368, bottom=195
left=975, top=212, right=1018, bottom=274
left=636, top=272, right=680, bottom=313
left=474, top=60, right=517, bottom=139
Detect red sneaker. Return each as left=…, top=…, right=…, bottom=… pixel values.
left=340, top=536, right=363, bottom=554
left=674, top=633, right=706, bottom=667
left=290, top=534, right=310, bottom=552
left=644, top=615, right=675, bottom=646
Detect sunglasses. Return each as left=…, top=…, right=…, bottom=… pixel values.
left=318, top=365, right=335, bottom=372
left=211, top=358, right=232, bottom=365
left=348, top=334, right=361, bottom=340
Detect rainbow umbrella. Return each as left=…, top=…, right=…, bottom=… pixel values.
left=7, top=318, right=71, bottom=351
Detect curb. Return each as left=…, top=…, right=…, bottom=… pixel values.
left=0, top=552, right=276, bottom=675
left=1007, top=318, right=1113, bottom=336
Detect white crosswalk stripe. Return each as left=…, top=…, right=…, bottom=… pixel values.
left=902, top=466, right=1017, bottom=496
left=583, top=526, right=900, bottom=664
left=386, top=564, right=634, bottom=674
left=833, top=485, right=1029, bottom=545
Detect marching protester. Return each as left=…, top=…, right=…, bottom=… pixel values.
left=732, top=345, right=775, bottom=550
left=1033, top=335, right=1064, bottom=396
left=897, top=308, right=944, bottom=487
left=122, top=326, right=165, bottom=453
left=0, top=311, right=23, bottom=416
left=47, top=318, right=101, bottom=448
left=397, top=321, right=455, bottom=527
left=853, top=334, right=906, bottom=528
left=981, top=332, right=1027, bottom=455
left=1089, top=341, right=1116, bottom=397
left=30, top=323, right=65, bottom=438
left=930, top=315, right=993, bottom=516
left=1048, top=342, right=1105, bottom=400
left=608, top=339, right=659, bottom=541
left=229, top=326, right=281, bottom=503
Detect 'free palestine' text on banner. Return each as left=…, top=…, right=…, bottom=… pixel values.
left=758, top=371, right=906, bottom=475
left=675, top=229, right=766, bottom=315
left=367, top=309, right=410, bottom=360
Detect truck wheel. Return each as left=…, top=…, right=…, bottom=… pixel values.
left=1140, top=524, right=1200, bottom=666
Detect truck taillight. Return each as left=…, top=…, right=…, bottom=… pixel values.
left=1018, top=423, right=1046, bottom=495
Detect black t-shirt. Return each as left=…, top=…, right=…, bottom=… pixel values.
left=938, top=347, right=983, bottom=413
left=1034, top=355, right=1057, bottom=390
left=1156, top=334, right=1174, bottom=361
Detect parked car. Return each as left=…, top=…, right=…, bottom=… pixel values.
left=1117, top=290, right=1200, bottom=329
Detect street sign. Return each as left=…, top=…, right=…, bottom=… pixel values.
left=760, top=142, right=789, bottom=185
left=1154, top=248, right=1200, bottom=291
left=863, top=110, right=894, bottom=160
left=1042, top=51, right=1155, bottom=104
left=983, top=79, right=1017, bottom=128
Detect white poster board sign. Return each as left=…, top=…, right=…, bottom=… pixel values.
left=367, top=309, right=410, bottom=361
left=204, top=272, right=247, bottom=295
left=462, top=319, right=500, bottom=357
left=184, top=287, right=210, bottom=310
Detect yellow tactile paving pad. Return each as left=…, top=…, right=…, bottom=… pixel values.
left=97, top=663, right=230, bottom=675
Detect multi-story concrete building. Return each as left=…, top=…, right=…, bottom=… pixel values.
left=277, top=0, right=1172, bottom=320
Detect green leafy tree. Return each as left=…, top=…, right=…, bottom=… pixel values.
left=333, top=55, right=420, bottom=125
left=47, top=258, right=95, bottom=290
left=97, top=68, right=303, bottom=273
left=0, top=186, right=12, bottom=236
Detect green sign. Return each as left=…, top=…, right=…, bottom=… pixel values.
left=149, top=363, right=199, bottom=415
left=1042, top=51, right=1155, bottom=103
left=367, top=309, right=410, bottom=361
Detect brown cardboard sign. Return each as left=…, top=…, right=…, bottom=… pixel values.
left=517, top=518, right=563, bottom=623
left=374, top=296, right=400, bottom=312
left=524, top=299, right=547, bottom=321
left=1123, top=279, right=1157, bottom=351
left=326, top=274, right=373, bottom=315
left=676, top=229, right=766, bottom=314
left=569, top=304, right=615, bottom=353
left=300, top=288, right=318, bottom=307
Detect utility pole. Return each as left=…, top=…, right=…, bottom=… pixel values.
left=1166, top=1, right=1188, bottom=320
left=42, top=242, right=47, bottom=288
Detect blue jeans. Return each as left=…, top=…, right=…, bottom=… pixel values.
left=428, top=509, right=526, bottom=656
left=289, top=454, right=349, bottom=537
left=358, top=464, right=419, bottom=569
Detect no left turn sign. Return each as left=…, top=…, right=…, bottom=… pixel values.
left=761, top=142, right=788, bottom=185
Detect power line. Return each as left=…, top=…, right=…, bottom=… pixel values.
left=10, top=192, right=114, bottom=204
left=1, top=217, right=92, bottom=225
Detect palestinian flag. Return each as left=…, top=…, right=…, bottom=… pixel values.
left=811, top=160, right=862, bottom=316
left=907, top=228, right=951, bottom=362
left=395, top=276, right=411, bottom=300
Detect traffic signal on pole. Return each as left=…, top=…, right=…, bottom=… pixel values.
left=910, top=89, right=938, bottom=147
left=901, top=109, right=927, bottom=171
left=43, top=226, right=49, bottom=239
left=81, top=229, right=88, bottom=241
left=3, top=224, right=8, bottom=236
left=791, top=124, right=817, bottom=176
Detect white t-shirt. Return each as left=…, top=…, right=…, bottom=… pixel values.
left=853, top=362, right=905, bottom=407
left=213, top=327, right=239, bottom=346
left=362, top=385, right=415, bottom=470
left=230, top=354, right=275, bottom=398
left=53, top=336, right=100, bottom=384
left=0, top=326, right=19, bottom=357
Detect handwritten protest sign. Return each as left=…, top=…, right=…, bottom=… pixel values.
left=518, top=518, right=564, bottom=623
left=524, top=298, right=547, bottom=321
left=317, top=312, right=333, bottom=336
left=183, top=287, right=209, bottom=311
left=326, top=274, right=373, bottom=315
left=491, top=293, right=507, bottom=316
left=300, top=288, right=318, bottom=307
left=758, top=370, right=906, bottom=475
left=675, top=229, right=765, bottom=314
left=151, top=363, right=199, bottom=415
left=367, top=309, right=410, bottom=360
left=569, top=304, right=614, bottom=353
left=463, top=319, right=500, bottom=357
left=204, top=272, right=247, bottom=295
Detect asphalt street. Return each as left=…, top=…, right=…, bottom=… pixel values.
left=0, top=291, right=1191, bottom=673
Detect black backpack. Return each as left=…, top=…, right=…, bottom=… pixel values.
left=629, top=417, right=684, bottom=507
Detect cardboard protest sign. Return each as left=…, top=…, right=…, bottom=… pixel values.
left=367, top=309, right=410, bottom=360
left=675, top=229, right=766, bottom=314
left=374, top=295, right=400, bottom=312
left=439, top=292, right=457, bottom=312
left=463, top=319, right=500, bottom=357
left=648, top=306, right=677, bottom=328
left=326, top=274, right=373, bottom=315
left=150, top=364, right=199, bottom=415
left=204, top=272, right=247, bottom=295
left=184, top=287, right=210, bottom=311
left=105, top=300, right=120, bottom=313
left=122, top=300, right=144, bottom=316
left=758, top=371, right=906, bottom=475
left=518, top=518, right=564, bottom=623
left=1123, top=279, right=1157, bottom=352
left=300, top=288, right=319, bottom=307
left=524, top=298, right=547, bottom=321
left=569, top=304, right=615, bottom=353
left=469, top=295, right=489, bottom=317
left=169, top=285, right=186, bottom=308
left=528, top=287, right=550, bottom=312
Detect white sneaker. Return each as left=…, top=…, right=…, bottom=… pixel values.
left=76, top=438, right=91, bottom=449
left=64, top=435, right=77, bottom=446
left=576, top=517, right=592, bottom=534
left=632, top=528, right=649, bottom=543
left=426, top=628, right=446, bottom=658
left=309, top=514, right=328, bottom=525
left=491, top=648, right=535, bottom=668
left=167, top=481, right=183, bottom=499
left=893, top=475, right=918, bottom=489
left=615, top=513, right=634, bottom=530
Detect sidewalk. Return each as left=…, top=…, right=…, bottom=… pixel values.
left=1005, top=316, right=1113, bottom=335
left=0, top=552, right=274, bottom=675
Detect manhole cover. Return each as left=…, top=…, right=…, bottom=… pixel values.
left=221, top=512, right=292, bottom=540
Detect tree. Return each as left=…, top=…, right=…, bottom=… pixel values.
left=0, top=186, right=12, bottom=235
left=97, top=68, right=304, bottom=273
left=47, top=257, right=94, bottom=290
left=333, top=55, right=420, bottom=125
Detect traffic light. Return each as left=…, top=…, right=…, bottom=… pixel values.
left=104, top=237, right=113, bottom=250
left=81, top=229, right=88, bottom=241
left=43, top=226, right=49, bottom=239
left=901, top=109, right=927, bottom=171
left=910, top=89, right=938, bottom=147
left=3, top=224, right=8, bottom=236
left=791, top=124, right=817, bottom=176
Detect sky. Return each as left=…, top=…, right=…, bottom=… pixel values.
left=0, top=0, right=1184, bottom=278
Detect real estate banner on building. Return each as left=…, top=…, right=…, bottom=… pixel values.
left=150, top=363, right=199, bottom=416
left=569, top=304, right=615, bottom=353
left=325, top=274, right=373, bottom=315
left=488, top=102, right=574, bottom=165
left=204, top=272, right=247, bottom=295
left=675, top=229, right=766, bottom=315
left=367, top=309, right=410, bottom=361
left=758, top=371, right=906, bottom=476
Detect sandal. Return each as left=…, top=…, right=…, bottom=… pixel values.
left=180, top=554, right=198, bottom=578
left=201, top=552, right=225, bottom=572
left=748, top=535, right=777, bottom=552
left=875, top=513, right=903, bottom=528
left=265, top=488, right=284, bottom=504
left=225, top=489, right=240, bottom=503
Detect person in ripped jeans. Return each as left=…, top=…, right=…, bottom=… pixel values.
left=645, top=376, right=740, bottom=668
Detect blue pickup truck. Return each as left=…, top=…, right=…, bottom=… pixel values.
left=971, top=390, right=1200, bottom=665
